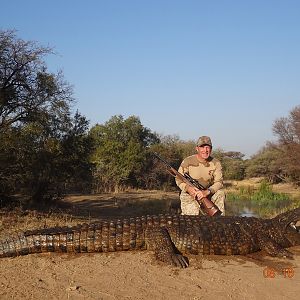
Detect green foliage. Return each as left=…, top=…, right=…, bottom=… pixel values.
left=226, top=180, right=292, bottom=213
left=245, top=105, right=300, bottom=185
left=0, top=30, right=73, bottom=132
left=0, top=30, right=93, bottom=204
left=90, top=115, right=160, bottom=192
left=147, top=135, right=187, bottom=191
left=223, top=159, right=245, bottom=180
left=0, top=111, right=94, bottom=203
left=213, top=149, right=246, bottom=180
left=244, top=146, right=283, bottom=181
left=57, top=111, right=95, bottom=193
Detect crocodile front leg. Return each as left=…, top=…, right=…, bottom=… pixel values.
left=145, top=227, right=189, bottom=268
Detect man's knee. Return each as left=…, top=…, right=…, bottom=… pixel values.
left=180, top=192, right=200, bottom=215
left=212, top=189, right=226, bottom=215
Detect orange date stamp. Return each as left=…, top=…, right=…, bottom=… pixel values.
left=263, top=267, right=295, bottom=278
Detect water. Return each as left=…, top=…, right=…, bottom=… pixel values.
left=238, top=206, right=258, bottom=217
left=127, top=197, right=290, bottom=218
left=165, top=198, right=263, bottom=217
left=226, top=199, right=261, bottom=218
left=226, top=199, right=291, bottom=218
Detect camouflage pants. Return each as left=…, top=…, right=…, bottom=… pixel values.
left=180, top=190, right=226, bottom=216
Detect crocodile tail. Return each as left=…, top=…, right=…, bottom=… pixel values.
left=0, top=224, right=96, bottom=258
left=0, top=234, right=33, bottom=258
left=273, top=207, right=300, bottom=228
left=0, top=220, right=147, bottom=258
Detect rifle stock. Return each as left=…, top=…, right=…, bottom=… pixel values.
left=153, top=152, right=221, bottom=217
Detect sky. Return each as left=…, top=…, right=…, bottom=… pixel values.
left=1, top=0, right=300, bottom=157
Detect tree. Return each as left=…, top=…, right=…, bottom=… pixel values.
left=21, top=111, right=94, bottom=201
left=244, top=145, right=283, bottom=182
left=213, top=149, right=246, bottom=180
left=148, top=135, right=186, bottom=191
left=0, top=30, right=93, bottom=204
left=271, top=105, right=300, bottom=184
left=0, top=30, right=73, bottom=132
left=273, top=106, right=300, bottom=144
left=89, top=115, right=160, bottom=192
left=59, top=111, right=95, bottom=193
left=242, top=106, right=300, bottom=184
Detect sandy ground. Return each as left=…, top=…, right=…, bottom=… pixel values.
left=0, top=248, right=299, bottom=300
left=0, top=191, right=299, bottom=300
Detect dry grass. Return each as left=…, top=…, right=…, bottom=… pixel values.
left=0, top=190, right=180, bottom=238
left=224, top=178, right=300, bottom=199
left=0, top=208, right=86, bottom=239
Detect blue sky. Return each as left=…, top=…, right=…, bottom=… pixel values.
left=2, top=0, right=300, bottom=157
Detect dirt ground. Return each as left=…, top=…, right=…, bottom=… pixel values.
left=0, top=190, right=299, bottom=300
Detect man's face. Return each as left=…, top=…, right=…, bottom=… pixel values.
left=196, top=145, right=212, bottom=160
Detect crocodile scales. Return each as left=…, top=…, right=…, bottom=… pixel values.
left=1, top=208, right=299, bottom=268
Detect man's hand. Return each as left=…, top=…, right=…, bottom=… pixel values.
left=186, top=186, right=211, bottom=200
left=186, top=186, right=199, bottom=199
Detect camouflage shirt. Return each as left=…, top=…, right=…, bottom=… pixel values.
left=175, top=154, right=223, bottom=194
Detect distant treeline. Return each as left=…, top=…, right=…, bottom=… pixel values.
left=1, top=30, right=300, bottom=205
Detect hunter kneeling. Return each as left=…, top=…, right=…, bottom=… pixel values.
left=176, top=136, right=226, bottom=216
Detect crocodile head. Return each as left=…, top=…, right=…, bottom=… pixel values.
left=274, top=207, right=300, bottom=246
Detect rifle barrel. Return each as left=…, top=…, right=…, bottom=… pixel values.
left=153, top=152, right=172, bottom=168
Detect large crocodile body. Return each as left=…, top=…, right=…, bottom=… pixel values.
left=1, top=208, right=300, bottom=268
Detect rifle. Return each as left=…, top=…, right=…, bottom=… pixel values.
left=153, top=152, right=221, bottom=217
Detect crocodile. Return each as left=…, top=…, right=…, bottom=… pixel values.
left=0, top=207, right=299, bottom=268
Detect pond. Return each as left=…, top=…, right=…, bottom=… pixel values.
left=226, top=199, right=259, bottom=217
left=225, top=198, right=294, bottom=218
left=165, top=198, right=293, bottom=218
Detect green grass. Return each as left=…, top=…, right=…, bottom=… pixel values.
left=226, top=180, right=294, bottom=217
left=251, top=180, right=291, bottom=207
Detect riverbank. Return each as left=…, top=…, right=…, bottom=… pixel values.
left=224, top=178, right=300, bottom=217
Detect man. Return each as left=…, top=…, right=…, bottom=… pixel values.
left=175, top=136, right=226, bottom=215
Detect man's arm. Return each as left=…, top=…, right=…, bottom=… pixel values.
left=208, top=160, right=224, bottom=194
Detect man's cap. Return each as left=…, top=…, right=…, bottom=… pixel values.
left=197, top=136, right=212, bottom=147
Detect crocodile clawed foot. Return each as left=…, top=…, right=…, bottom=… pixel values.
left=171, top=253, right=189, bottom=268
